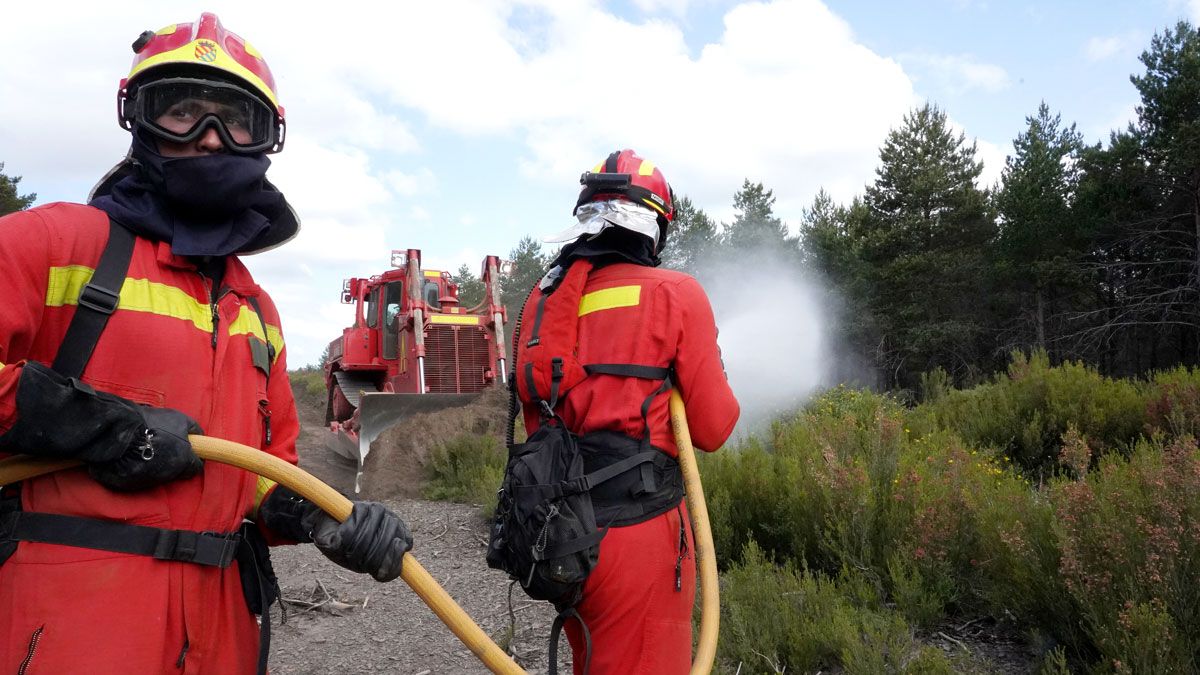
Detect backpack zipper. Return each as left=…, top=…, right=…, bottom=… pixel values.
left=18, top=625, right=44, bottom=675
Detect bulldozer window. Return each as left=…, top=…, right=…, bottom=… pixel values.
left=384, top=281, right=404, bottom=325
left=423, top=280, right=441, bottom=310
left=382, top=281, right=403, bottom=360
left=366, top=288, right=380, bottom=328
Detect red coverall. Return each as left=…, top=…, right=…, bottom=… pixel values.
left=520, top=261, right=739, bottom=675
left=0, top=203, right=300, bottom=673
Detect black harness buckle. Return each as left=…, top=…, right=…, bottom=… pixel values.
left=77, top=282, right=121, bottom=315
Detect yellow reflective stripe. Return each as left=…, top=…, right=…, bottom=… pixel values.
left=638, top=160, right=656, bottom=176
left=227, top=305, right=285, bottom=363
left=46, top=266, right=214, bottom=332
left=47, top=266, right=284, bottom=361
left=253, top=476, right=277, bottom=514
left=429, top=314, right=480, bottom=325
left=592, top=161, right=604, bottom=172
left=579, top=285, right=641, bottom=317
left=423, top=270, right=441, bottom=277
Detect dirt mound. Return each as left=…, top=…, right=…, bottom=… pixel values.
left=359, top=386, right=510, bottom=500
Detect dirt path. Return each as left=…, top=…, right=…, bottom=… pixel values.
left=268, top=397, right=570, bottom=674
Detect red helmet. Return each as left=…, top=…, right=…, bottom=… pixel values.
left=116, top=13, right=285, bottom=153
left=574, top=149, right=675, bottom=249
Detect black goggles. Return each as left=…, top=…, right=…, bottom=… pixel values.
left=124, top=77, right=281, bottom=154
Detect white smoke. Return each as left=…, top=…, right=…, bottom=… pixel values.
left=694, top=247, right=835, bottom=441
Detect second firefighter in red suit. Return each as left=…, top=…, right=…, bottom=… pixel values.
left=518, top=149, right=740, bottom=674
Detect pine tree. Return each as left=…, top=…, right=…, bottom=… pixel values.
left=993, top=102, right=1085, bottom=355
left=451, top=263, right=486, bottom=308
left=722, top=180, right=792, bottom=253
left=860, top=103, right=995, bottom=388
left=659, top=195, right=717, bottom=275
left=0, top=162, right=36, bottom=217
left=501, top=236, right=549, bottom=323
left=1067, top=21, right=1200, bottom=372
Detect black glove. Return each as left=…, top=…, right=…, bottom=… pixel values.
left=258, top=484, right=319, bottom=543
left=87, top=406, right=205, bottom=492
left=0, top=360, right=144, bottom=461
left=304, top=501, right=413, bottom=582
left=0, top=360, right=203, bottom=491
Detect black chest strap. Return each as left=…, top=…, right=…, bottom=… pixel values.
left=51, top=219, right=136, bottom=379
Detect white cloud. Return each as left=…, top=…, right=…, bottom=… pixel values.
left=901, top=52, right=1011, bottom=94
left=383, top=168, right=438, bottom=197
left=1, top=0, right=927, bottom=365
left=1084, top=32, right=1143, bottom=62
left=974, top=137, right=1007, bottom=190
left=631, top=0, right=696, bottom=15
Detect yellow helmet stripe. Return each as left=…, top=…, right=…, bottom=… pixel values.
left=638, top=161, right=656, bottom=176
left=128, top=41, right=279, bottom=109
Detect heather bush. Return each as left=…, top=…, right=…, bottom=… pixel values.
left=705, top=386, right=1040, bottom=629
left=1146, top=366, right=1200, bottom=439
left=1051, top=436, right=1200, bottom=672
left=423, top=433, right=505, bottom=512
left=965, top=455, right=1079, bottom=651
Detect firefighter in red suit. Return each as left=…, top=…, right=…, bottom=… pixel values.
left=0, top=14, right=411, bottom=673
left=518, top=149, right=740, bottom=674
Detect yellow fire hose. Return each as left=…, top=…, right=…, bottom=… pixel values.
left=0, top=393, right=719, bottom=674
left=0, top=437, right=525, bottom=675
left=669, top=389, right=720, bottom=675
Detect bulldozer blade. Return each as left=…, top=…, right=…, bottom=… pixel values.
left=352, top=392, right=482, bottom=492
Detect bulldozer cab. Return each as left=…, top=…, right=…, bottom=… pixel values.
left=325, top=249, right=510, bottom=490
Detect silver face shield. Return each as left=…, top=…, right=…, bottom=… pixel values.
left=544, top=199, right=660, bottom=249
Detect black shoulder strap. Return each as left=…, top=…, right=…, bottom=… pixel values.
left=52, top=219, right=136, bottom=379
left=245, top=295, right=277, bottom=369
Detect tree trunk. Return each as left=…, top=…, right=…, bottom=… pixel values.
left=1035, top=287, right=1046, bottom=353
left=1193, top=193, right=1200, bottom=363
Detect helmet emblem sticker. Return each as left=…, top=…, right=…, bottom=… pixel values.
left=194, top=40, right=218, bottom=62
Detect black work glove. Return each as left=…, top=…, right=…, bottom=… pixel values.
left=0, top=360, right=203, bottom=491
left=304, top=501, right=413, bottom=582
left=87, top=406, right=205, bottom=492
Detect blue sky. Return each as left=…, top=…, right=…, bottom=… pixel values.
left=2, top=0, right=1196, bottom=369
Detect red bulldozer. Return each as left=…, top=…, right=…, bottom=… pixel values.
left=324, top=249, right=507, bottom=489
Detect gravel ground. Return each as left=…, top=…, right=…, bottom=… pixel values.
left=267, top=393, right=571, bottom=675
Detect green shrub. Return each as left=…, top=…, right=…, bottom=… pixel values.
left=718, top=541, right=953, bottom=674
left=423, top=434, right=505, bottom=513
left=910, top=350, right=1146, bottom=475
left=288, top=367, right=327, bottom=407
